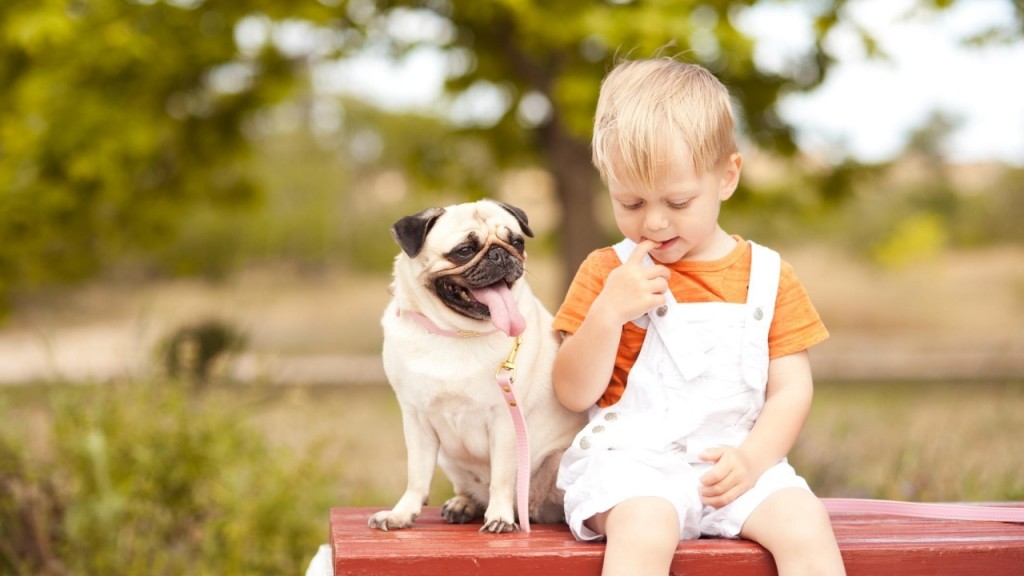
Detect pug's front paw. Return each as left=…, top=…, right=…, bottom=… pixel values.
left=480, top=515, right=519, bottom=533
left=368, top=509, right=418, bottom=531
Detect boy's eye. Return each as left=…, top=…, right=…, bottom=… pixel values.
left=668, top=200, right=690, bottom=209
left=621, top=201, right=643, bottom=211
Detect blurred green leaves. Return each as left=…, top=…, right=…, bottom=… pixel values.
left=0, top=0, right=308, bottom=308
left=2, top=0, right=1021, bottom=313
left=1, top=381, right=332, bottom=576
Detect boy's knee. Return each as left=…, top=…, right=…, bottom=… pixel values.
left=743, top=490, right=833, bottom=548
left=598, top=497, right=682, bottom=576
left=742, top=490, right=845, bottom=575
left=605, top=497, right=681, bottom=550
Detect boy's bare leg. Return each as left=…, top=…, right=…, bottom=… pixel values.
left=740, top=488, right=846, bottom=576
left=587, top=497, right=681, bottom=576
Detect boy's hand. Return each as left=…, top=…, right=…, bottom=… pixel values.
left=698, top=446, right=758, bottom=509
left=592, top=239, right=671, bottom=327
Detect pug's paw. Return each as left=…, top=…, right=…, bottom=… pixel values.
left=441, top=495, right=483, bottom=524
left=367, top=509, right=418, bottom=531
left=480, top=515, right=519, bottom=534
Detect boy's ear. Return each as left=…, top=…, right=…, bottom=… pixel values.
left=718, top=153, right=743, bottom=200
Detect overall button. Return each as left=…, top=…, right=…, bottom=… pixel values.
left=579, top=436, right=592, bottom=450
left=753, top=307, right=764, bottom=320
left=656, top=305, right=668, bottom=317
left=591, top=425, right=606, bottom=434
left=603, top=412, right=618, bottom=421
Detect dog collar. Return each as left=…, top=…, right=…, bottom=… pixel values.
left=396, top=307, right=498, bottom=338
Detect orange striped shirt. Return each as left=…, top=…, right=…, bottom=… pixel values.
left=553, top=237, right=829, bottom=407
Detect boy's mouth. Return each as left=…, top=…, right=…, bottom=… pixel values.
left=649, top=238, right=678, bottom=251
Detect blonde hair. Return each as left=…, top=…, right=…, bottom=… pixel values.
left=592, top=57, right=738, bottom=186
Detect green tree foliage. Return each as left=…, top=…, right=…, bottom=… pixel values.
left=0, top=0, right=330, bottom=311
left=0, top=0, right=860, bottom=305
left=323, top=0, right=860, bottom=281
left=2, top=0, right=1020, bottom=308
left=329, top=0, right=1023, bottom=278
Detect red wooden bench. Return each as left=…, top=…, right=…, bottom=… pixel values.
left=327, top=502, right=1024, bottom=575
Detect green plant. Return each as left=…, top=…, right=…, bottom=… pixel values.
left=0, top=381, right=332, bottom=575
left=794, top=381, right=1024, bottom=501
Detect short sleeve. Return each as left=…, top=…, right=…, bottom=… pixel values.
left=552, top=247, right=621, bottom=336
left=768, top=260, right=829, bottom=359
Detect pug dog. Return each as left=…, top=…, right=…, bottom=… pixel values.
left=368, top=199, right=585, bottom=533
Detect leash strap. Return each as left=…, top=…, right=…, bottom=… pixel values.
left=495, top=337, right=532, bottom=533
left=824, top=498, right=1024, bottom=523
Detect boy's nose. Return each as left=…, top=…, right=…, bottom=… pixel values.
left=644, top=209, right=669, bottom=231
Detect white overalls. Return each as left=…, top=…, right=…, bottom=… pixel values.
left=557, top=239, right=811, bottom=542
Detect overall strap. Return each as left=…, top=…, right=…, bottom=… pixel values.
left=612, top=238, right=711, bottom=380
left=738, top=242, right=781, bottom=388
left=745, top=241, right=781, bottom=327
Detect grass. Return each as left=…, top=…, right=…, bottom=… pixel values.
left=286, top=379, right=1024, bottom=504
left=79, top=380, right=1024, bottom=502
left=0, top=381, right=334, bottom=576
left=4, top=379, right=1022, bottom=509
left=796, top=380, right=1024, bottom=501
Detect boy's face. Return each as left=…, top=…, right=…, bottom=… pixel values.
left=607, top=144, right=741, bottom=264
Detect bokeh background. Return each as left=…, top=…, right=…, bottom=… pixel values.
left=1, top=1, right=1022, bottom=574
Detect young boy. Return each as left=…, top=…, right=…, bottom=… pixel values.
left=552, top=58, right=846, bottom=575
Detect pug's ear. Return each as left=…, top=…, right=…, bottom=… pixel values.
left=497, top=201, right=534, bottom=238
left=391, top=207, right=445, bottom=257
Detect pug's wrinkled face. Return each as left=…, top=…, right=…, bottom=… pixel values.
left=391, top=200, right=534, bottom=336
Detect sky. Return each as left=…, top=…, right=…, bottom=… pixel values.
left=312, top=0, right=1024, bottom=166
left=756, top=0, right=1024, bottom=165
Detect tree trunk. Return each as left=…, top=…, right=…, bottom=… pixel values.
left=487, top=11, right=605, bottom=295
left=542, top=123, right=604, bottom=296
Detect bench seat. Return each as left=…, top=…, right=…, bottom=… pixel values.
left=329, top=501, right=1024, bottom=575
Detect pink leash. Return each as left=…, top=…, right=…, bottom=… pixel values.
left=495, top=336, right=532, bottom=533
left=824, top=497, right=1024, bottom=523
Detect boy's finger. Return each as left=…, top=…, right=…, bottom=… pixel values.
left=625, top=239, right=658, bottom=266
left=699, top=446, right=725, bottom=463
left=700, top=463, right=727, bottom=487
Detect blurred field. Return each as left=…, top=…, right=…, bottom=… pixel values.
left=1, top=243, right=1022, bottom=384
left=269, top=379, right=1024, bottom=504
left=3, top=378, right=1022, bottom=512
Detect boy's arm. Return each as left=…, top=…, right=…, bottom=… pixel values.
left=552, top=318, right=621, bottom=412
left=698, top=351, right=814, bottom=508
left=553, top=239, right=670, bottom=413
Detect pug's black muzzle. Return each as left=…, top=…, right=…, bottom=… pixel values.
left=466, top=246, right=523, bottom=286
left=434, top=246, right=524, bottom=320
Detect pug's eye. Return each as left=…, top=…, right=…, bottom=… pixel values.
left=510, top=236, right=525, bottom=252
left=448, top=244, right=477, bottom=263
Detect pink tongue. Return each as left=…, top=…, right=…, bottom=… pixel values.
left=470, top=283, right=526, bottom=337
